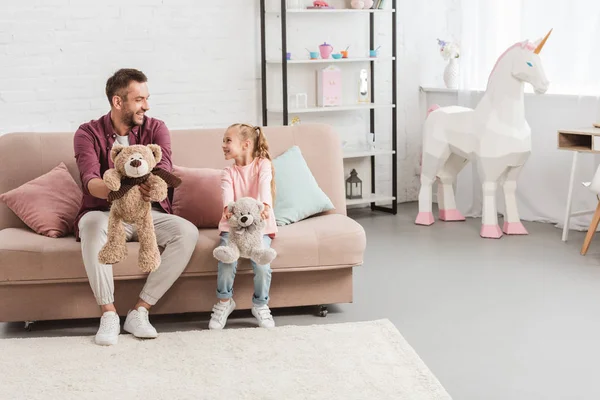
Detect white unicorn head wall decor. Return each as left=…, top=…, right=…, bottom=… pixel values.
left=416, top=29, right=552, bottom=239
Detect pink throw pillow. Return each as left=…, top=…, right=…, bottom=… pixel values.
left=172, top=165, right=223, bottom=228
left=0, top=162, right=82, bottom=238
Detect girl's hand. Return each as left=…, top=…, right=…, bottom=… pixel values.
left=223, top=207, right=233, bottom=220
left=261, top=204, right=271, bottom=220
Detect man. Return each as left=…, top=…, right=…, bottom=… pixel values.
left=73, top=68, right=198, bottom=346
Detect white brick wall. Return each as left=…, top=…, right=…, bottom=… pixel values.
left=0, top=0, right=456, bottom=203
left=0, top=0, right=262, bottom=133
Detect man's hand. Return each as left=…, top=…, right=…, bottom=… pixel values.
left=87, top=178, right=111, bottom=200
left=261, top=204, right=271, bottom=220
left=139, top=183, right=152, bottom=202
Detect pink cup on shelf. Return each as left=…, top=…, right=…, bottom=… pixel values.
left=319, top=42, right=333, bottom=59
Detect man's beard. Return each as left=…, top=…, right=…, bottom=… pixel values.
left=121, top=109, right=142, bottom=128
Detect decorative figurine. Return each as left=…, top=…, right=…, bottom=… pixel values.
left=415, top=30, right=553, bottom=239
left=358, top=69, right=369, bottom=103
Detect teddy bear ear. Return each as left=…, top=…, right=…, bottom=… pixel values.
left=147, top=144, right=162, bottom=163
left=110, top=144, right=125, bottom=163
left=227, top=202, right=235, bottom=213
left=256, top=200, right=264, bottom=211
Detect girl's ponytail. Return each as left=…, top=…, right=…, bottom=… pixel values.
left=253, top=126, right=276, bottom=204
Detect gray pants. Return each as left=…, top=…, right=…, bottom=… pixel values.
left=78, top=210, right=198, bottom=306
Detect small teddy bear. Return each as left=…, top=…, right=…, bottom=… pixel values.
left=213, top=197, right=277, bottom=266
left=98, top=143, right=181, bottom=273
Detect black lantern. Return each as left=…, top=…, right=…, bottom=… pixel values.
left=346, top=169, right=362, bottom=199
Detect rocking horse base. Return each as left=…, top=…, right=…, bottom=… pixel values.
left=415, top=212, right=435, bottom=226
left=439, top=209, right=466, bottom=221
left=480, top=224, right=503, bottom=239
left=502, top=222, right=528, bottom=235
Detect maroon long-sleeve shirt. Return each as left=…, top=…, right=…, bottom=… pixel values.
left=73, top=111, right=173, bottom=240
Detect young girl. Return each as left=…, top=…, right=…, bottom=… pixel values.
left=209, top=123, right=277, bottom=330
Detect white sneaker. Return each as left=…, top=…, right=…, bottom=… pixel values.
left=123, top=307, right=158, bottom=339
left=209, top=299, right=236, bottom=330
left=95, top=311, right=120, bottom=346
left=251, top=305, right=275, bottom=328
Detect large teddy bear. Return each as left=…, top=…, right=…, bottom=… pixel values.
left=98, top=143, right=181, bottom=273
left=213, top=197, right=277, bottom=266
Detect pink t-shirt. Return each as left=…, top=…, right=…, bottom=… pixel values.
left=218, top=157, right=278, bottom=236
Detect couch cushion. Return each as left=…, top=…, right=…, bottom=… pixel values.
left=187, top=213, right=366, bottom=273
left=0, top=162, right=82, bottom=238
left=0, top=214, right=365, bottom=284
left=171, top=165, right=223, bottom=228
left=272, top=145, right=335, bottom=226
left=1, top=125, right=347, bottom=234
left=0, top=228, right=143, bottom=283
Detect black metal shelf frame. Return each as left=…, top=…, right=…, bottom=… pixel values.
left=259, top=0, right=397, bottom=215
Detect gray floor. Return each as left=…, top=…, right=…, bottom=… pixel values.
left=3, top=202, right=600, bottom=400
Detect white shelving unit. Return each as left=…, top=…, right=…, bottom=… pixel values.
left=267, top=103, right=395, bottom=113
left=259, top=0, right=398, bottom=214
left=266, top=8, right=395, bottom=14
left=346, top=194, right=396, bottom=206
left=266, top=56, right=395, bottom=64
left=343, top=148, right=396, bottom=159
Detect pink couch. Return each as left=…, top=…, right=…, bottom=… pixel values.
left=0, top=124, right=366, bottom=322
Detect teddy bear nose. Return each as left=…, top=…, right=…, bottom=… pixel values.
left=240, top=216, right=248, bottom=223
left=130, top=160, right=142, bottom=168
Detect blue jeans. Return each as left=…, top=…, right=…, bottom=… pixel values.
left=216, top=232, right=273, bottom=307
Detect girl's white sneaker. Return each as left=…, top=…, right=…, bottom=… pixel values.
left=251, top=305, right=275, bottom=328
left=209, top=299, right=236, bottom=330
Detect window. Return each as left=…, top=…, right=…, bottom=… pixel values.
left=458, top=0, right=600, bottom=96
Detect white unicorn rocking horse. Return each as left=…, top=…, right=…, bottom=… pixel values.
left=416, top=29, right=552, bottom=238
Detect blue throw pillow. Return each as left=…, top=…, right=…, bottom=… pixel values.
left=272, top=145, right=335, bottom=226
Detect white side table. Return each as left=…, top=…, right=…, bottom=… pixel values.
left=558, top=127, right=600, bottom=241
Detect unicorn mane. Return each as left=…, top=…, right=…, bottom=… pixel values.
left=486, top=41, right=535, bottom=88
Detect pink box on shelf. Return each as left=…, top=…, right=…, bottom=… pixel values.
left=317, top=65, right=342, bottom=107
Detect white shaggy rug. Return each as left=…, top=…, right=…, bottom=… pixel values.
left=0, top=319, right=451, bottom=400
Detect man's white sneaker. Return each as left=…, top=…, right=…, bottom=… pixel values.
left=251, top=305, right=275, bottom=328
left=95, top=311, right=120, bottom=346
left=209, top=299, right=236, bottom=330
left=123, top=307, right=158, bottom=339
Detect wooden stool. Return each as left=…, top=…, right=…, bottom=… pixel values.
left=581, top=199, right=600, bottom=255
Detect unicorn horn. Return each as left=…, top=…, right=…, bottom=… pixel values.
left=534, top=28, right=552, bottom=54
